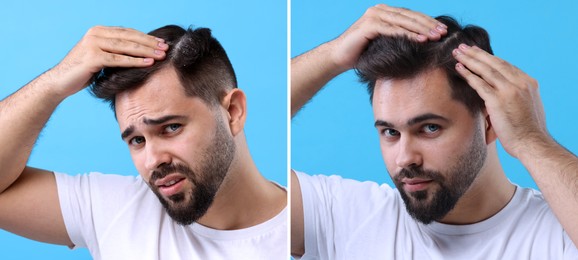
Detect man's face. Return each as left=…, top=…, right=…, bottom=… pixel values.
left=372, top=68, right=487, bottom=224
left=115, top=67, right=235, bottom=225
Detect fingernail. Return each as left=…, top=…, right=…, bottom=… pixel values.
left=154, top=49, right=164, bottom=56
left=438, top=23, right=448, bottom=29
left=155, top=37, right=165, bottom=42
left=416, top=34, right=427, bottom=41
left=456, top=63, right=464, bottom=70
left=429, top=30, right=440, bottom=37
left=453, top=49, right=462, bottom=56
left=144, top=58, right=154, bottom=63
left=436, top=25, right=446, bottom=33
left=157, top=42, right=169, bottom=49
left=459, top=44, right=470, bottom=50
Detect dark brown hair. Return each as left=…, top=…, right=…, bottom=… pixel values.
left=90, top=25, right=237, bottom=111
left=355, top=16, right=492, bottom=115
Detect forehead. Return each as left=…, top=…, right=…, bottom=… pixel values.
left=372, top=68, right=466, bottom=123
left=114, top=67, right=211, bottom=129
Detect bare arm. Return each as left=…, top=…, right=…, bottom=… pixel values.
left=291, top=4, right=447, bottom=117
left=290, top=5, right=447, bottom=256
left=453, top=44, right=578, bottom=245
left=0, top=26, right=167, bottom=245
left=291, top=170, right=305, bottom=257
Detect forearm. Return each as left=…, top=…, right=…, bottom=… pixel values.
left=518, top=137, right=578, bottom=245
left=0, top=69, right=68, bottom=193
left=291, top=42, right=348, bottom=117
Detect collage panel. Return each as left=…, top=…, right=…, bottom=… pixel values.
left=0, top=0, right=287, bottom=259
left=291, top=0, right=578, bottom=259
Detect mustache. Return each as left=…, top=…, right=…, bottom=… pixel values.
left=150, top=163, right=194, bottom=182
left=393, top=166, right=445, bottom=183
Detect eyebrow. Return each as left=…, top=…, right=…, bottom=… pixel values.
left=121, top=115, right=188, bottom=140
left=374, top=113, right=449, bottom=128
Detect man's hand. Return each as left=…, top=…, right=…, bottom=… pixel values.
left=0, top=25, right=169, bottom=246
left=329, top=4, right=448, bottom=71
left=291, top=4, right=447, bottom=116
left=452, top=44, right=551, bottom=158
left=51, top=26, right=168, bottom=98
left=454, top=43, right=578, bottom=246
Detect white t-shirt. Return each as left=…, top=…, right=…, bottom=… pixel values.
left=296, top=171, right=578, bottom=260
left=55, top=172, right=287, bottom=260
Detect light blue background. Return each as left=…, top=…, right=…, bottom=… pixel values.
left=0, top=0, right=286, bottom=259
left=292, top=1, right=578, bottom=189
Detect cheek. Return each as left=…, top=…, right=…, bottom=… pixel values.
left=422, top=133, right=471, bottom=170
left=130, top=152, right=149, bottom=181
left=170, top=131, right=210, bottom=169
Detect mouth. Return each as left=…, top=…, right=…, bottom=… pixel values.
left=402, top=178, right=433, bottom=192
left=154, top=174, right=187, bottom=198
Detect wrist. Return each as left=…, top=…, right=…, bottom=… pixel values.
left=322, top=41, right=354, bottom=76
left=35, top=68, right=77, bottom=104
left=515, top=132, right=558, bottom=163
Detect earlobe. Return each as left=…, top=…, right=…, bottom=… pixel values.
left=222, top=89, right=247, bottom=136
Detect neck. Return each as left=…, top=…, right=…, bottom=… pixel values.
left=439, top=145, right=515, bottom=225
left=196, top=139, right=286, bottom=230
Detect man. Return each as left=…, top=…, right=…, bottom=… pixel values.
left=291, top=5, right=578, bottom=259
left=0, top=25, right=287, bottom=259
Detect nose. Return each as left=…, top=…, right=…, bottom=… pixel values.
left=144, top=141, right=172, bottom=171
left=395, top=136, right=423, bottom=169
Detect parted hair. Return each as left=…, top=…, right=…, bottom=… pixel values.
left=91, top=25, right=237, bottom=111
left=355, top=16, right=492, bottom=115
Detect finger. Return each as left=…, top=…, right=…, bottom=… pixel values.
left=87, top=26, right=168, bottom=51
left=454, top=62, right=495, bottom=102
left=372, top=6, right=440, bottom=40
left=388, top=6, right=448, bottom=39
left=373, top=23, right=426, bottom=42
left=100, top=53, right=156, bottom=68
left=95, top=35, right=167, bottom=60
left=373, top=4, right=447, bottom=41
left=452, top=44, right=512, bottom=89
left=461, top=45, right=532, bottom=88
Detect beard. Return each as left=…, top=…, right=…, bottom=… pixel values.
left=148, top=119, right=235, bottom=225
left=393, top=126, right=487, bottom=224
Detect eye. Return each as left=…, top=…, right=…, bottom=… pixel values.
left=381, top=128, right=400, bottom=137
left=422, top=124, right=441, bottom=134
left=163, top=123, right=182, bottom=134
left=129, top=136, right=145, bottom=146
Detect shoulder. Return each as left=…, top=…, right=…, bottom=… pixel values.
left=295, top=170, right=394, bottom=195
left=54, top=172, right=150, bottom=206
left=54, top=172, right=145, bottom=189
left=295, top=170, right=400, bottom=212
left=515, top=186, right=553, bottom=213
left=507, top=186, right=568, bottom=238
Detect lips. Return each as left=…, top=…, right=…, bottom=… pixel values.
left=402, top=178, right=433, bottom=192
left=154, top=174, right=187, bottom=197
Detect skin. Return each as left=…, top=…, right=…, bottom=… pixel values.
left=0, top=25, right=286, bottom=248
left=453, top=43, right=578, bottom=245
left=373, top=68, right=514, bottom=225
left=0, top=26, right=167, bottom=246
left=291, top=4, right=578, bottom=257
left=115, top=67, right=286, bottom=229
left=116, top=67, right=231, bottom=226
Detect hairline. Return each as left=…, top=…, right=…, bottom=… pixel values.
left=370, top=66, right=483, bottom=117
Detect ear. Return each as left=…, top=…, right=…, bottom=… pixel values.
left=482, top=109, right=497, bottom=145
left=221, top=89, right=247, bottom=136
